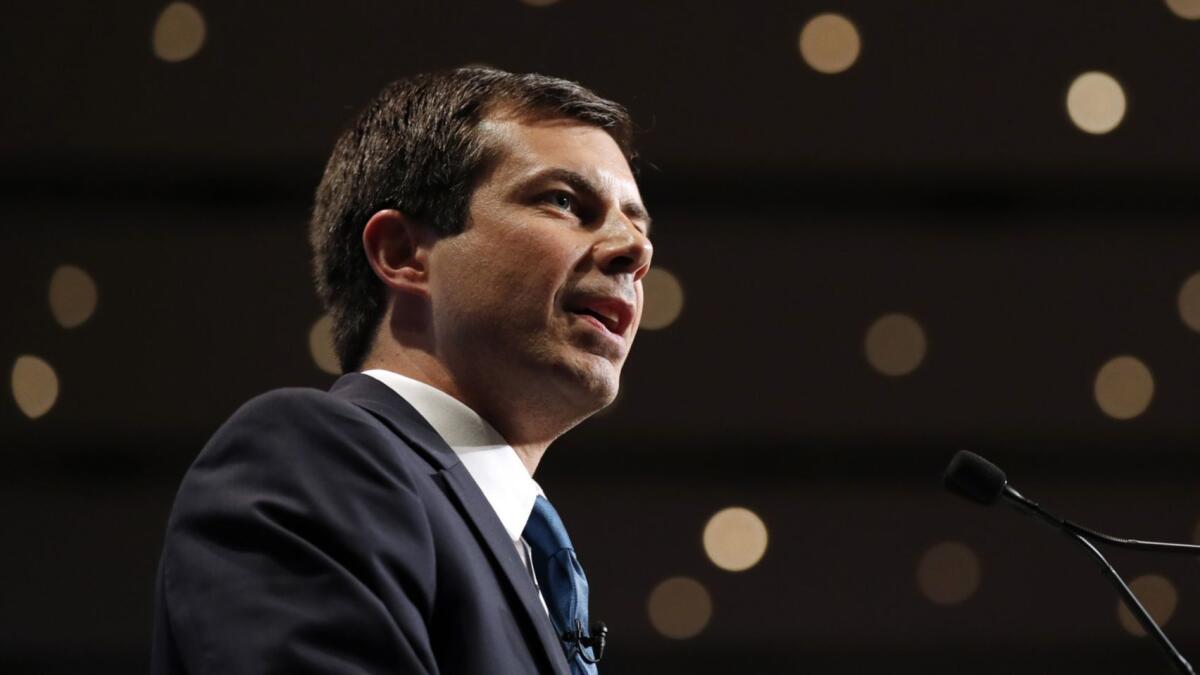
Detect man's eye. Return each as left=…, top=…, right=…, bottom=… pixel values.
left=545, top=191, right=576, bottom=213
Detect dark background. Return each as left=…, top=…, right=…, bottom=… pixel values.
left=4, top=1, right=1200, bottom=673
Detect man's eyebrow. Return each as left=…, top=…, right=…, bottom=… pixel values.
left=526, top=167, right=653, bottom=233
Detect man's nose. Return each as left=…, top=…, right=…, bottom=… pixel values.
left=594, top=217, right=653, bottom=280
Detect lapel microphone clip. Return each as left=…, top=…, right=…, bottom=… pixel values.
left=563, top=619, right=607, bottom=664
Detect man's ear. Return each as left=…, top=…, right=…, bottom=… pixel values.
left=362, top=209, right=433, bottom=299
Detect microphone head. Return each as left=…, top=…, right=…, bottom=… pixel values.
left=943, top=451, right=1008, bottom=506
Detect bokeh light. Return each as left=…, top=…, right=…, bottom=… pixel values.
left=798, top=13, right=862, bottom=74
left=152, top=2, right=206, bottom=63
left=1165, top=0, right=1200, bottom=20
left=1178, top=272, right=1200, bottom=333
left=48, top=265, right=98, bottom=329
left=641, top=267, right=684, bottom=330
left=309, top=315, right=341, bottom=375
left=1094, top=355, right=1153, bottom=420
left=703, top=507, right=769, bottom=572
left=916, top=541, right=981, bottom=606
left=1118, top=574, right=1178, bottom=636
left=1066, top=72, right=1126, bottom=135
left=12, top=355, right=60, bottom=419
left=865, top=313, right=927, bottom=376
left=647, top=576, right=713, bottom=639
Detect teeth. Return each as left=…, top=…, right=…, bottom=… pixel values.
left=574, top=306, right=617, bottom=331
left=588, top=311, right=613, bottom=329
left=568, top=300, right=623, bottom=332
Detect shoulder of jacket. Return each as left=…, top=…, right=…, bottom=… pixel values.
left=192, top=385, right=431, bottom=477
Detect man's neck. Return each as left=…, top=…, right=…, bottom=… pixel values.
left=360, top=352, right=553, bottom=475
left=510, top=443, right=547, bottom=477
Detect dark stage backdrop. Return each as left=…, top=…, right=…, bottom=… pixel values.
left=4, top=2, right=1200, bottom=673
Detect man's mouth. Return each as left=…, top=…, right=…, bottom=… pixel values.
left=564, top=295, right=634, bottom=336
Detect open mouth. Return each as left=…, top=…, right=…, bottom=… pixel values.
left=565, top=296, right=633, bottom=336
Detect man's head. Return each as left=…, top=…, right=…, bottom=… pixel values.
left=311, top=68, right=638, bottom=373
left=310, top=68, right=652, bottom=444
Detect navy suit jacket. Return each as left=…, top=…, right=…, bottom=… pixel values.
left=151, top=373, right=572, bottom=674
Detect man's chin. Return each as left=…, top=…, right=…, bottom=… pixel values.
left=554, top=354, right=621, bottom=412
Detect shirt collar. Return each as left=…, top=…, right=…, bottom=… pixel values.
left=361, top=369, right=542, bottom=543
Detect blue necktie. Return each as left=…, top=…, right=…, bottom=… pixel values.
left=522, top=495, right=599, bottom=674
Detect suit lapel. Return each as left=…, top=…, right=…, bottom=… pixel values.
left=331, top=373, right=459, bottom=471
left=440, top=464, right=572, bottom=674
left=331, top=374, right=571, bottom=675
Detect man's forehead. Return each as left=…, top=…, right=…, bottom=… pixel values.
left=479, top=115, right=641, bottom=196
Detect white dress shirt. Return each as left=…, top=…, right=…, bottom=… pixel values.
left=361, top=369, right=547, bottom=603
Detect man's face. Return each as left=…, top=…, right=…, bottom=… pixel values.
left=427, top=114, right=652, bottom=435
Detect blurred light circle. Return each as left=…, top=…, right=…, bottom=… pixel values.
left=309, top=315, right=341, bottom=375
left=647, top=576, right=712, bottom=639
left=798, top=13, right=861, bottom=74
left=703, top=507, right=769, bottom=572
left=12, top=355, right=59, bottom=419
left=641, top=267, right=684, bottom=330
left=917, top=541, right=981, bottom=606
left=1094, top=355, right=1153, bottom=420
left=1118, top=574, right=1178, bottom=636
left=153, top=2, right=206, bottom=63
left=1165, top=0, right=1200, bottom=19
left=1066, top=72, right=1126, bottom=135
left=1179, top=272, right=1200, bottom=333
left=865, top=313, right=927, bottom=376
left=49, top=264, right=98, bottom=329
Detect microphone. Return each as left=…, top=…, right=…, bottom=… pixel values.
left=943, top=450, right=1197, bottom=675
left=943, top=450, right=1008, bottom=506
left=564, top=619, right=607, bottom=664
left=945, top=451, right=1200, bottom=554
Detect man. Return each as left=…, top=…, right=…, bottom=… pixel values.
left=150, top=68, right=652, bottom=674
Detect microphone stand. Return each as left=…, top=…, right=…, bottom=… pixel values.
left=1002, top=485, right=1197, bottom=675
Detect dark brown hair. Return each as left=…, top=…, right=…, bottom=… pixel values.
left=310, top=67, right=635, bottom=373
